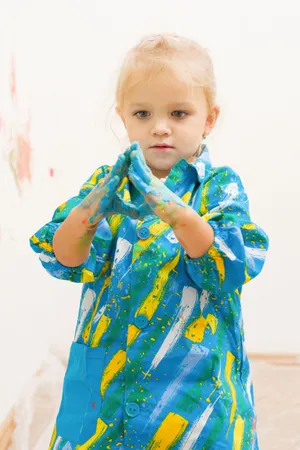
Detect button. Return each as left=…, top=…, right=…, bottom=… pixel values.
left=134, top=314, right=149, bottom=329
left=125, top=402, right=140, bottom=418
left=137, top=226, right=151, bottom=240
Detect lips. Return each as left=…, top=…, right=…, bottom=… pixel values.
left=151, top=144, right=173, bottom=149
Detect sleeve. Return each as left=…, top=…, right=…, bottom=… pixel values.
left=29, top=165, right=113, bottom=283
left=184, top=166, right=269, bottom=294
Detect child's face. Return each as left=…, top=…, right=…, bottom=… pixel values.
left=117, top=70, right=219, bottom=178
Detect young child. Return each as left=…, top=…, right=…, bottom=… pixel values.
left=30, top=33, right=269, bottom=450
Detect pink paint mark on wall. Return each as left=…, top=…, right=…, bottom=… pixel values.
left=10, top=56, right=17, bottom=102
left=16, top=117, right=32, bottom=183
left=49, top=168, right=54, bottom=177
left=4, top=55, right=33, bottom=194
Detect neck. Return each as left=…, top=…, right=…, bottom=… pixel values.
left=150, top=167, right=171, bottom=179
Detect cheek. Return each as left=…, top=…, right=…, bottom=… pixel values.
left=126, top=122, right=147, bottom=141
left=179, top=128, right=201, bottom=145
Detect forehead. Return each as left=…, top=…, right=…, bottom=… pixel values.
left=124, top=69, right=206, bottom=107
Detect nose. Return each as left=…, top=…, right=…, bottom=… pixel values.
left=151, top=119, right=171, bottom=137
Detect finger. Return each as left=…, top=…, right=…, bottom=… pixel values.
left=100, top=175, right=120, bottom=210
left=115, top=192, right=152, bottom=219
left=136, top=202, right=153, bottom=218
left=137, top=145, right=150, bottom=172
left=128, top=167, right=149, bottom=194
left=115, top=193, right=140, bottom=218
left=109, top=154, right=126, bottom=179
left=123, top=145, right=132, bottom=160
left=128, top=170, right=158, bottom=212
left=130, top=141, right=140, bottom=152
left=130, top=142, right=151, bottom=173
left=130, top=151, right=152, bottom=184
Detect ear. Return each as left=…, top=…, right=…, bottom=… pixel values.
left=204, top=105, right=220, bottom=137
left=115, top=105, right=126, bottom=128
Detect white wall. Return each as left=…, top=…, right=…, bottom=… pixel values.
left=1, top=0, right=299, bottom=421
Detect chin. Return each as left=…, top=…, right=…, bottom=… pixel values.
left=149, top=162, right=173, bottom=172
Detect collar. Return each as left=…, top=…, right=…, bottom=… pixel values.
left=165, top=144, right=212, bottom=190
left=116, top=145, right=212, bottom=204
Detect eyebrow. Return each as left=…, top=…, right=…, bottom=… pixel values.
left=129, top=102, right=195, bottom=108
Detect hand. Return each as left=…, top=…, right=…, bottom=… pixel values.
left=79, top=149, right=146, bottom=227
left=128, top=142, right=188, bottom=227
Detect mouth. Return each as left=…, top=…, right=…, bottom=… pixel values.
left=150, top=144, right=174, bottom=151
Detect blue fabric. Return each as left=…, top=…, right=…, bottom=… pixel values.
left=30, top=146, right=269, bottom=449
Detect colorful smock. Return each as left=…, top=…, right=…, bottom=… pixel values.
left=30, top=146, right=269, bottom=450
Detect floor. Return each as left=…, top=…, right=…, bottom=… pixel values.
left=251, top=360, right=300, bottom=450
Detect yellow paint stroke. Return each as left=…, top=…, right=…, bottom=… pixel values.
left=225, top=351, right=237, bottom=435
left=118, top=176, right=127, bottom=192
left=181, top=191, right=192, bottom=204
left=81, top=268, right=95, bottom=283
left=101, top=349, right=126, bottom=398
left=202, top=212, right=220, bottom=222
left=135, top=252, right=181, bottom=319
left=208, top=246, right=225, bottom=284
left=91, top=314, right=111, bottom=347
left=244, top=264, right=252, bottom=285
left=30, top=235, right=53, bottom=253
left=75, top=417, right=108, bottom=450
left=117, top=176, right=130, bottom=201
left=100, top=262, right=181, bottom=397
left=146, top=412, right=188, bottom=450
left=108, top=215, right=124, bottom=237
left=57, top=201, right=67, bottom=212
left=82, top=275, right=111, bottom=344
left=96, top=259, right=110, bottom=281
left=233, top=415, right=245, bottom=450
left=48, top=425, right=57, bottom=450
left=127, top=324, right=141, bottom=347
left=206, top=364, right=222, bottom=403
left=199, top=178, right=212, bottom=216
left=241, top=223, right=256, bottom=230
left=185, top=313, right=218, bottom=343
left=133, top=221, right=170, bottom=261
left=81, top=167, right=105, bottom=188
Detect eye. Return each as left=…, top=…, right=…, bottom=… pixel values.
left=134, top=111, right=150, bottom=119
left=172, top=110, right=188, bottom=118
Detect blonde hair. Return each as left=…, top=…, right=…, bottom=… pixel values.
left=115, top=33, right=217, bottom=113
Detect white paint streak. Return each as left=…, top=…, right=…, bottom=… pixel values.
left=245, top=246, right=267, bottom=269
left=144, top=286, right=198, bottom=376
left=179, top=396, right=220, bottom=450
left=215, top=236, right=237, bottom=261
left=166, top=230, right=179, bottom=244
left=113, top=238, right=132, bottom=266
left=39, top=253, right=56, bottom=263
left=147, top=345, right=209, bottom=425
left=195, top=161, right=206, bottom=178
left=246, top=371, right=254, bottom=408
left=62, top=443, right=72, bottom=450
left=53, top=436, right=63, bottom=450
left=117, top=263, right=133, bottom=285
left=210, top=182, right=239, bottom=213
left=74, top=288, right=96, bottom=342
left=93, top=304, right=107, bottom=324
left=200, top=290, right=210, bottom=313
